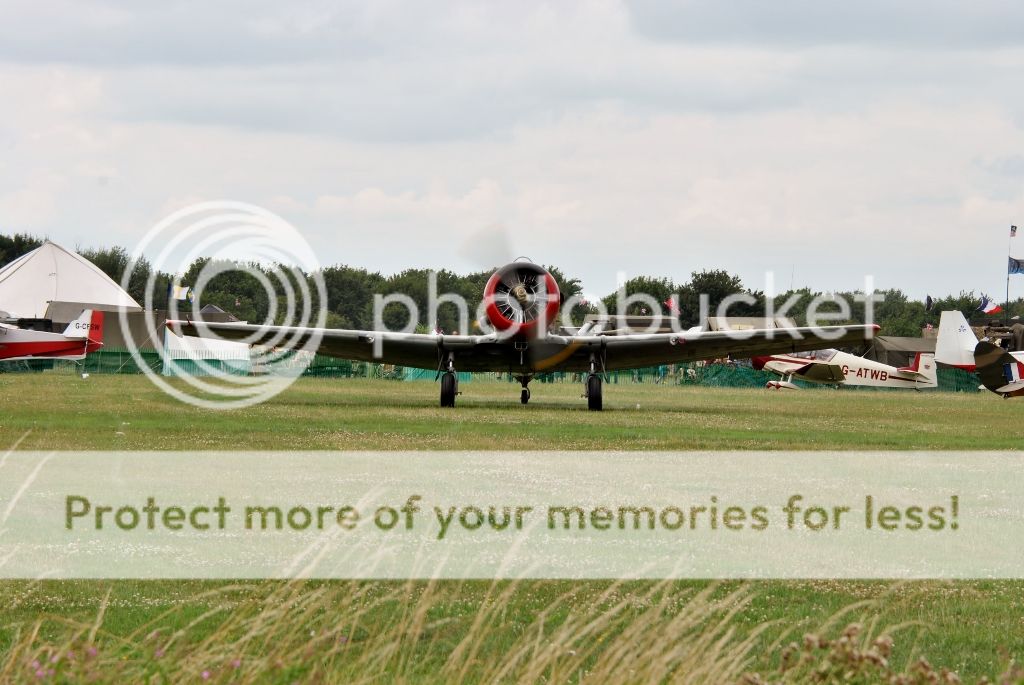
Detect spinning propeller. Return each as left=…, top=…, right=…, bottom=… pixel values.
left=492, top=265, right=546, bottom=324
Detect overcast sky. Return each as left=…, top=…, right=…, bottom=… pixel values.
left=1, top=1, right=1022, bottom=300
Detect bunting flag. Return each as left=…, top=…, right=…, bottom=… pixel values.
left=1010, top=257, right=1024, bottom=276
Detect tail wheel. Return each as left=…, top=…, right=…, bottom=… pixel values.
left=520, top=388, right=530, bottom=405
left=440, top=372, right=457, bottom=408
left=587, top=375, right=603, bottom=411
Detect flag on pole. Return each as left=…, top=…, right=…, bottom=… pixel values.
left=168, top=283, right=193, bottom=301
left=1012, top=225, right=1018, bottom=238
left=1010, top=257, right=1024, bottom=275
left=978, top=295, right=1003, bottom=314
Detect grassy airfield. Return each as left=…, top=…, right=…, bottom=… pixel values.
left=1, top=374, right=1020, bottom=450
left=1, top=374, right=1023, bottom=682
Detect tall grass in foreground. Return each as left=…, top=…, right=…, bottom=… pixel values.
left=2, top=580, right=1022, bottom=684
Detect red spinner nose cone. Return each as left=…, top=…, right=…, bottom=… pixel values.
left=483, top=262, right=560, bottom=337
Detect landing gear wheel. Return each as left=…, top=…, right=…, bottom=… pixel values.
left=587, top=375, right=603, bottom=411
left=520, top=388, right=530, bottom=405
left=440, top=372, right=457, bottom=407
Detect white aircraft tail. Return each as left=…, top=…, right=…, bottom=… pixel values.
left=900, top=352, right=938, bottom=387
left=935, top=310, right=977, bottom=370
left=62, top=309, right=104, bottom=345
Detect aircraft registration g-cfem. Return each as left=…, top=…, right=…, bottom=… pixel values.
left=0, top=309, right=104, bottom=362
left=169, top=260, right=877, bottom=410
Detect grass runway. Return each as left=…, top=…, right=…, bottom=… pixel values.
left=1, top=374, right=1020, bottom=450
left=1, top=374, right=1023, bottom=682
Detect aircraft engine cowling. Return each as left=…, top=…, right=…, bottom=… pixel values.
left=482, top=261, right=560, bottom=338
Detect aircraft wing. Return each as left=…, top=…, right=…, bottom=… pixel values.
left=167, top=320, right=877, bottom=374
left=787, top=362, right=846, bottom=383
left=167, top=320, right=497, bottom=371
left=552, top=325, right=876, bottom=372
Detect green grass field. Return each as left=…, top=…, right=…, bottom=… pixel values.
left=1, top=374, right=1023, bottom=683
left=2, top=374, right=1020, bottom=450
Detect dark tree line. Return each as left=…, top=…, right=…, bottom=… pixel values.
left=0, top=233, right=43, bottom=267
left=0, top=232, right=1017, bottom=334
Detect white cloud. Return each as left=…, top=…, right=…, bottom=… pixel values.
left=0, top=171, right=68, bottom=228
left=0, top=1, right=1022, bottom=300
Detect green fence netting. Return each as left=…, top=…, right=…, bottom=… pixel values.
left=0, top=348, right=980, bottom=392
left=0, top=349, right=162, bottom=375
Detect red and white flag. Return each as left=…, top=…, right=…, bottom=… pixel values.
left=978, top=295, right=1002, bottom=315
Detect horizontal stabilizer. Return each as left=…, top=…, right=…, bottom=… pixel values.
left=896, top=353, right=938, bottom=385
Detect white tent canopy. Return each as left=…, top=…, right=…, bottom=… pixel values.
left=0, top=240, right=142, bottom=318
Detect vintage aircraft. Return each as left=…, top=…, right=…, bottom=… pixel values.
left=752, top=348, right=937, bottom=390
left=936, top=309, right=1024, bottom=398
left=0, top=309, right=104, bottom=362
left=169, top=260, right=877, bottom=410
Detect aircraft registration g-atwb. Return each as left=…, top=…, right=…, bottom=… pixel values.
left=169, top=261, right=877, bottom=410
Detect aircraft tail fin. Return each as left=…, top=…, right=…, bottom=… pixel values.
left=935, top=310, right=977, bottom=370
left=975, top=341, right=1024, bottom=397
left=62, top=309, right=104, bottom=348
left=898, top=352, right=938, bottom=386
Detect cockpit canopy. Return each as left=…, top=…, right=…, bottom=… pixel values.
left=791, top=348, right=838, bottom=362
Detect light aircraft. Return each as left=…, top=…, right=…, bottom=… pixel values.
left=936, top=309, right=1024, bottom=398
left=751, top=348, right=937, bottom=390
left=169, top=260, right=876, bottom=410
left=0, top=309, right=104, bottom=362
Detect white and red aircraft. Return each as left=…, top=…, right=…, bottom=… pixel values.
left=936, top=309, right=1024, bottom=398
left=170, top=260, right=877, bottom=410
left=752, top=348, right=937, bottom=390
left=0, top=309, right=104, bottom=362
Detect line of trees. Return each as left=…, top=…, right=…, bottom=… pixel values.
left=0, top=232, right=1016, bottom=335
